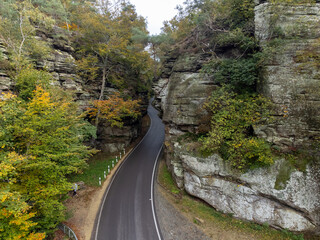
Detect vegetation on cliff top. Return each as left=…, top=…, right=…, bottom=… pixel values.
left=159, top=0, right=319, bottom=170
left=157, top=0, right=276, bottom=170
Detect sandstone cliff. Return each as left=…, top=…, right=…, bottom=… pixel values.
left=154, top=1, right=320, bottom=234
left=255, top=2, right=320, bottom=148
left=0, top=27, right=146, bottom=153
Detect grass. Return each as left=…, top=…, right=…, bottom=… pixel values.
left=158, top=160, right=316, bottom=240
left=69, top=152, right=118, bottom=187
left=158, top=162, right=181, bottom=194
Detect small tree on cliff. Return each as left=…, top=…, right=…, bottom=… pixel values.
left=0, top=0, right=53, bottom=71
left=87, top=92, right=141, bottom=128
left=73, top=1, right=151, bottom=126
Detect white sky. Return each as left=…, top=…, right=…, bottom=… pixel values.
left=129, top=0, right=185, bottom=35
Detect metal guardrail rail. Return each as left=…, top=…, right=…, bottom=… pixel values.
left=58, top=224, right=78, bottom=240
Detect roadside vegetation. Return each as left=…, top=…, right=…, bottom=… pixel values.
left=69, top=152, right=117, bottom=187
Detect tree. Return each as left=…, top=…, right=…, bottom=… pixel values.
left=0, top=152, right=46, bottom=240
left=148, top=34, right=174, bottom=77
left=0, top=0, right=54, bottom=71
left=88, top=92, right=141, bottom=128
left=73, top=1, right=152, bottom=126
left=0, top=84, right=96, bottom=235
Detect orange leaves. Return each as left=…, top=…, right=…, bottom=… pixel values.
left=0, top=187, right=45, bottom=240
left=61, top=22, right=78, bottom=31
left=27, top=232, right=46, bottom=240
left=88, top=92, right=140, bottom=128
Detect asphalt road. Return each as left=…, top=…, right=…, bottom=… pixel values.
left=94, top=103, right=165, bottom=240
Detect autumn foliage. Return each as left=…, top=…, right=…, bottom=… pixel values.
left=0, top=85, right=96, bottom=238
left=61, top=22, right=78, bottom=31
left=88, top=92, right=141, bottom=128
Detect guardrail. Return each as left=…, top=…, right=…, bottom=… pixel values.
left=58, top=224, right=78, bottom=240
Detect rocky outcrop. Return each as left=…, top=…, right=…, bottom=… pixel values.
left=154, top=53, right=215, bottom=187
left=154, top=1, right=320, bottom=234
left=154, top=53, right=214, bottom=130
left=0, top=41, right=13, bottom=97
left=171, top=141, right=320, bottom=232
left=0, top=27, right=145, bottom=152
left=96, top=119, right=141, bottom=153
left=255, top=2, right=320, bottom=148
left=36, top=28, right=90, bottom=109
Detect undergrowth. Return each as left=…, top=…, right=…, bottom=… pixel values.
left=69, top=152, right=116, bottom=187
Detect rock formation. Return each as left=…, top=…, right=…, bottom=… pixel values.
left=0, top=40, right=13, bottom=96
left=0, top=27, right=145, bottom=153
left=255, top=2, right=320, bottom=148
left=154, top=1, right=320, bottom=234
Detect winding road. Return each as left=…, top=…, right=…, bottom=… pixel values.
left=94, top=102, right=165, bottom=240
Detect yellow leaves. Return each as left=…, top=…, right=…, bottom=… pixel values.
left=0, top=152, right=26, bottom=181
left=1, top=92, right=17, bottom=101
left=27, top=232, right=46, bottom=240
left=88, top=92, right=141, bottom=128
left=28, top=86, right=52, bottom=109
left=61, top=22, right=78, bottom=31
left=1, top=193, right=11, bottom=204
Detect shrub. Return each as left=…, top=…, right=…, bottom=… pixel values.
left=204, top=58, right=259, bottom=92
left=200, top=86, right=274, bottom=170
left=15, top=67, right=51, bottom=100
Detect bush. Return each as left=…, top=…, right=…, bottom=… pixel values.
left=15, top=67, right=51, bottom=100
left=200, top=87, right=274, bottom=170
left=203, top=57, right=259, bottom=93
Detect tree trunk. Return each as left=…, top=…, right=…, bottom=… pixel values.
left=95, top=66, right=107, bottom=128
left=152, top=45, right=157, bottom=79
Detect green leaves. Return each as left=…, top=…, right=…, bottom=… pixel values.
left=0, top=0, right=54, bottom=70
left=205, top=58, right=259, bottom=92
left=0, top=84, right=96, bottom=236
left=73, top=0, right=153, bottom=92
left=15, top=67, right=51, bottom=101
left=201, top=87, right=274, bottom=170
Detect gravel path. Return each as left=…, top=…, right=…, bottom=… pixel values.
left=155, top=183, right=211, bottom=240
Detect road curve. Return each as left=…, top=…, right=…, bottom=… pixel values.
left=94, top=102, right=165, bottom=240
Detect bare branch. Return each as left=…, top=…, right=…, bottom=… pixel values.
left=18, top=11, right=26, bottom=57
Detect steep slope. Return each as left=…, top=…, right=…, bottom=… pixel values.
left=154, top=1, right=320, bottom=234
left=0, top=26, right=148, bottom=153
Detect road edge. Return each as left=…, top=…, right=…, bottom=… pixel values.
left=151, top=144, right=164, bottom=240
left=92, top=110, right=154, bottom=240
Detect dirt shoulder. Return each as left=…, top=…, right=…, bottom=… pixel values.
left=63, top=152, right=129, bottom=240
left=155, top=183, right=211, bottom=240
left=58, top=115, right=151, bottom=240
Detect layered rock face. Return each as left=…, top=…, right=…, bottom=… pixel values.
left=0, top=28, right=88, bottom=104
left=154, top=52, right=216, bottom=188
left=255, top=2, right=320, bottom=148
left=0, top=41, right=13, bottom=96
left=36, top=27, right=90, bottom=109
left=0, top=27, right=144, bottom=153
left=154, top=2, right=320, bottom=234
left=172, top=143, right=320, bottom=232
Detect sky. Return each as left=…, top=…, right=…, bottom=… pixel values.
left=129, top=0, right=185, bottom=35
